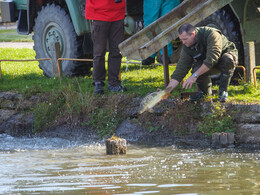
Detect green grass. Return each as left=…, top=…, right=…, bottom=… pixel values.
left=0, top=48, right=194, bottom=97
left=0, top=29, right=33, bottom=42
left=0, top=48, right=259, bottom=101
left=198, top=102, right=236, bottom=136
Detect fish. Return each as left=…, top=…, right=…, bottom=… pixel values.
left=138, top=88, right=171, bottom=114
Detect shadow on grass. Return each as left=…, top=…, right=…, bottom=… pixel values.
left=0, top=68, right=202, bottom=98
left=121, top=63, right=163, bottom=72
left=0, top=74, right=94, bottom=94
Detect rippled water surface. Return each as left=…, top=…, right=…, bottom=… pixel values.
left=1, top=134, right=260, bottom=194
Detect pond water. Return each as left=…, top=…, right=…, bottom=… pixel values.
left=1, top=134, right=260, bottom=194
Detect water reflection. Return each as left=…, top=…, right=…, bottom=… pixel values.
left=1, top=134, right=260, bottom=194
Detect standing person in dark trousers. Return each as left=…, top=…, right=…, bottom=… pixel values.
left=85, top=0, right=127, bottom=94
left=142, top=0, right=180, bottom=65
left=166, top=23, right=238, bottom=102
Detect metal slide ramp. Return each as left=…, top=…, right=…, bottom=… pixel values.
left=119, top=0, right=233, bottom=60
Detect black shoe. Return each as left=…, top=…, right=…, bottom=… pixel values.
left=218, top=91, right=228, bottom=102
left=190, top=91, right=205, bottom=102
left=108, top=84, right=127, bottom=92
left=94, top=82, right=104, bottom=94
left=142, top=57, right=155, bottom=65
left=157, top=55, right=171, bottom=64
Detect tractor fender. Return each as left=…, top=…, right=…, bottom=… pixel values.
left=65, top=0, right=91, bottom=36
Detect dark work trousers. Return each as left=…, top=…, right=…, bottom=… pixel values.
left=192, top=52, right=238, bottom=95
left=91, top=19, right=124, bottom=86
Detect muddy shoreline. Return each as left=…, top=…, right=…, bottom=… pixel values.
left=0, top=91, right=259, bottom=149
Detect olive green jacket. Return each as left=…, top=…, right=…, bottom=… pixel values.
left=171, top=26, right=238, bottom=82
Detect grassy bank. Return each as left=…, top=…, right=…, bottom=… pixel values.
left=1, top=48, right=259, bottom=100
left=0, top=48, right=190, bottom=96
left=0, top=47, right=259, bottom=137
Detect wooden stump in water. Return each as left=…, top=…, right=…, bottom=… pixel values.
left=212, top=132, right=235, bottom=148
left=106, top=136, right=127, bottom=155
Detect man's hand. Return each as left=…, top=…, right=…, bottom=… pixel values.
left=182, top=64, right=210, bottom=89
left=182, top=76, right=197, bottom=89
left=166, top=79, right=180, bottom=93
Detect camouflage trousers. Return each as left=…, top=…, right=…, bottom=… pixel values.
left=192, top=52, right=238, bottom=95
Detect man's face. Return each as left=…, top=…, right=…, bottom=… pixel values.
left=178, top=31, right=196, bottom=47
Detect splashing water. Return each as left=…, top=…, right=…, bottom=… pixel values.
left=121, top=59, right=130, bottom=87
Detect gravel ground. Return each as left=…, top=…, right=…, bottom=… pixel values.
left=0, top=42, right=34, bottom=49
left=0, top=21, right=16, bottom=30
left=0, top=22, right=34, bottom=49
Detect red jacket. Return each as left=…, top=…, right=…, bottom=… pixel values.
left=85, top=0, right=126, bottom=22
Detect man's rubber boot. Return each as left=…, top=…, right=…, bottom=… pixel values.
left=218, top=73, right=232, bottom=102
left=196, top=75, right=212, bottom=96
left=190, top=91, right=205, bottom=101
left=218, top=91, right=228, bottom=102
left=219, top=73, right=232, bottom=94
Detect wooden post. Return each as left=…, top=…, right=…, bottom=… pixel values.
left=106, top=137, right=127, bottom=155
left=51, top=42, right=61, bottom=77
left=212, top=132, right=234, bottom=148
left=163, top=46, right=169, bottom=87
left=57, top=58, right=62, bottom=78
left=244, top=42, right=256, bottom=83
left=0, top=61, right=2, bottom=79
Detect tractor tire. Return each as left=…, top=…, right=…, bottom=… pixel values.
left=33, top=4, right=92, bottom=77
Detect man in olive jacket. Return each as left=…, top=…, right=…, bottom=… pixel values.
left=166, top=23, right=238, bottom=102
